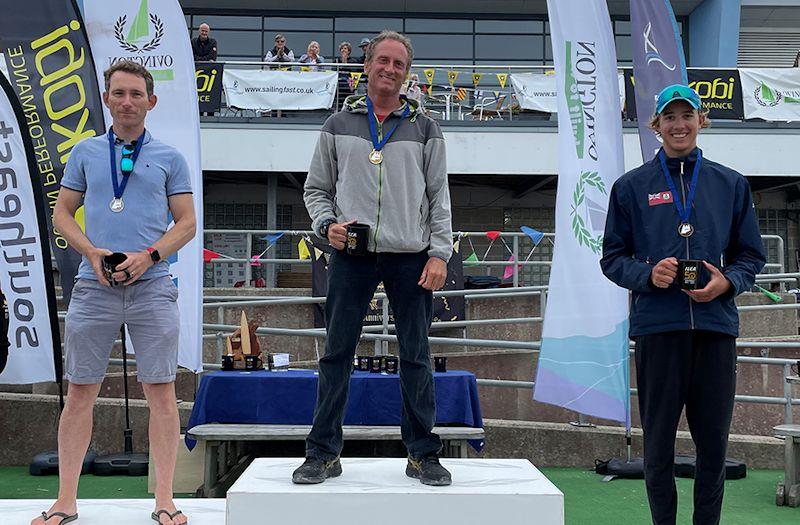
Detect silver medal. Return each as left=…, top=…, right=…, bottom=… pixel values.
left=110, top=198, right=124, bottom=213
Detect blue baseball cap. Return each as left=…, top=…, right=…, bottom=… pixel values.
left=655, top=84, right=702, bottom=114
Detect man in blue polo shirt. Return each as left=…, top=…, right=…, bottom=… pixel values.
left=601, top=85, right=765, bottom=525
left=34, top=61, right=196, bottom=525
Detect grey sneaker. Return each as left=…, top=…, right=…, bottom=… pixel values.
left=406, top=454, right=452, bottom=486
left=292, top=457, right=342, bottom=484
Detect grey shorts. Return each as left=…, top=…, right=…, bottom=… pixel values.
left=64, top=276, right=180, bottom=384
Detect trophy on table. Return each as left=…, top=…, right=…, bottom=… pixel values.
left=223, top=311, right=262, bottom=371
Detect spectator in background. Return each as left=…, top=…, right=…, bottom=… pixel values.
left=191, top=23, right=217, bottom=62
left=401, top=73, right=423, bottom=104
left=334, top=41, right=359, bottom=109
left=265, top=34, right=295, bottom=63
left=793, top=51, right=800, bottom=67
left=299, top=41, right=325, bottom=71
left=357, top=37, right=370, bottom=63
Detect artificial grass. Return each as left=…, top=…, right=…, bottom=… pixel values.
left=0, top=466, right=798, bottom=524
left=541, top=467, right=800, bottom=524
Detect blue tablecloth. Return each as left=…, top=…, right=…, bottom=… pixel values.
left=186, top=369, right=483, bottom=451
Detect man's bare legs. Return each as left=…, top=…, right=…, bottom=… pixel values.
left=143, top=381, right=187, bottom=525
left=30, top=383, right=101, bottom=525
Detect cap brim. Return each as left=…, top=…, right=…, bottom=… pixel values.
left=657, top=97, right=701, bottom=114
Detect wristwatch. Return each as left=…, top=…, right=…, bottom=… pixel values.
left=146, top=247, right=161, bottom=263
left=319, top=218, right=336, bottom=238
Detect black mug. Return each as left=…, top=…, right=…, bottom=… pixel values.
left=357, top=355, right=371, bottom=372
left=346, top=224, right=370, bottom=256
left=677, top=259, right=701, bottom=290
left=102, top=252, right=128, bottom=286
left=245, top=354, right=258, bottom=371
left=384, top=356, right=399, bottom=374
left=434, top=356, right=447, bottom=373
left=371, top=356, right=383, bottom=373
left=221, top=354, right=234, bottom=371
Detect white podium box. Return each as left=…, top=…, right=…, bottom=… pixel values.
left=3, top=498, right=225, bottom=525
left=227, top=458, right=564, bottom=525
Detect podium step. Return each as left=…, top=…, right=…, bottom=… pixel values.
left=227, top=458, right=564, bottom=525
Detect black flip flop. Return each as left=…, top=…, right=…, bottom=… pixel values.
left=40, top=511, right=78, bottom=524
left=151, top=509, right=186, bottom=524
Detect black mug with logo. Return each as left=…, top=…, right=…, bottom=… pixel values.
left=102, top=252, right=128, bottom=286
left=384, top=356, right=399, bottom=374
left=677, top=259, right=701, bottom=290
left=346, top=224, right=370, bottom=256
left=221, top=354, right=234, bottom=371
left=371, top=356, right=382, bottom=373
left=434, top=356, right=447, bottom=373
left=357, top=355, right=371, bottom=372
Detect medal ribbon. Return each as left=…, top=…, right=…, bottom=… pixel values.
left=658, top=148, right=702, bottom=226
left=108, top=128, right=146, bottom=201
left=366, top=96, right=410, bottom=154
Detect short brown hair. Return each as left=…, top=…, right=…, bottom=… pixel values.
left=104, top=60, right=154, bottom=97
left=365, top=31, right=414, bottom=72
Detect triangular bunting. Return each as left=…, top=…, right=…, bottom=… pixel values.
left=298, top=238, right=311, bottom=260
left=472, top=73, right=483, bottom=87
left=496, top=73, right=508, bottom=89
left=203, top=248, right=221, bottom=264
left=423, top=68, right=435, bottom=85
left=350, top=71, right=363, bottom=90
left=447, top=70, right=459, bottom=87
left=463, top=252, right=480, bottom=267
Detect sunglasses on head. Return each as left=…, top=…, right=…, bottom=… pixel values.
left=120, top=143, right=135, bottom=174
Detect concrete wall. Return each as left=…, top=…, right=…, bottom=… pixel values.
left=689, top=0, right=742, bottom=67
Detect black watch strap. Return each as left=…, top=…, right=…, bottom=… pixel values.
left=320, top=218, right=336, bottom=237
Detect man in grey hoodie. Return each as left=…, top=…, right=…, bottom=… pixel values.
left=295, top=30, right=453, bottom=486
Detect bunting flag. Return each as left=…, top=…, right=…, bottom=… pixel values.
left=84, top=0, right=204, bottom=373
left=350, top=71, right=363, bottom=90
left=630, top=0, right=687, bottom=161
left=463, top=252, right=480, bottom=267
left=496, top=73, right=509, bottom=89
left=314, top=247, right=324, bottom=261
left=0, top=0, right=107, bottom=304
left=298, top=238, right=311, bottom=260
left=472, top=73, right=484, bottom=88
left=521, top=226, right=545, bottom=245
left=261, top=232, right=285, bottom=245
left=535, top=0, right=630, bottom=427
left=300, top=66, right=311, bottom=72
left=203, top=248, right=221, bottom=263
left=447, top=71, right=459, bottom=87
left=250, top=255, right=262, bottom=267
left=278, top=66, right=290, bottom=72
left=0, top=73, right=62, bottom=384
left=423, top=68, right=436, bottom=85
left=503, top=256, right=519, bottom=280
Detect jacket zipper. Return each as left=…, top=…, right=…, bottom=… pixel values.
left=373, top=116, right=384, bottom=250
left=678, top=161, right=695, bottom=329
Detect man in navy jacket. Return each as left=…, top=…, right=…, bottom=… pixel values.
left=601, top=84, right=765, bottom=525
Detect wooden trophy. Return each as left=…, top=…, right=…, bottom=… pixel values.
left=224, top=311, right=262, bottom=370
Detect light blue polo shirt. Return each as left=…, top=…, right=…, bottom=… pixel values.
left=61, top=130, right=193, bottom=280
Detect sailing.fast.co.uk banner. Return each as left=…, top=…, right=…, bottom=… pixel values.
left=223, top=69, right=338, bottom=111
left=739, top=68, right=800, bottom=122
left=0, top=0, right=107, bottom=303
left=534, top=0, right=630, bottom=426
left=83, top=0, right=203, bottom=373
left=0, top=73, right=62, bottom=384
left=630, top=0, right=687, bottom=162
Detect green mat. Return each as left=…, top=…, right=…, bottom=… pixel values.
left=1, top=466, right=798, bottom=524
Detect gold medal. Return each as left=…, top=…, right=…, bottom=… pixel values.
left=368, top=149, right=383, bottom=165
left=678, top=222, right=694, bottom=238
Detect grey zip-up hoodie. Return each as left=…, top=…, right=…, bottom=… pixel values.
left=304, top=95, right=453, bottom=261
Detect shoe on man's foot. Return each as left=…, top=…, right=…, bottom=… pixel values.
left=292, top=457, right=342, bottom=484
left=406, top=454, right=452, bottom=486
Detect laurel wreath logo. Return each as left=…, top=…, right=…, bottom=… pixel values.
left=570, top=171, right=606, bottom=254
left=114, top=13, right=164, bottom=54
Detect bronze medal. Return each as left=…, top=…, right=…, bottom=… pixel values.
left=678, top=222, right=694, bottom=238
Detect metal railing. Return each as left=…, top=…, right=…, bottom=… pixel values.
left=203, top=229, right=789, bottom=289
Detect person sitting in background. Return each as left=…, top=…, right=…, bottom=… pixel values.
left=401, top=73, right=423, bottom=104
left=299, top=41, right=325, bottom=71
left=334, top=41, right=359, bottom=109
left=264, top=34, right=295, bottom=63
left=191, top=23, right=217, bottom=62
left=357, top=37, right=370, bottom=63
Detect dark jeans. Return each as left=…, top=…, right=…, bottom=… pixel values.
left=306, top=249, right=442, bottom=460
left=635, top=330, right=737, bottom=525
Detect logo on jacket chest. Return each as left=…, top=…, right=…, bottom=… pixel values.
left=648, top=191, right=673, bottom=206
